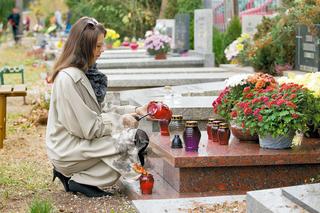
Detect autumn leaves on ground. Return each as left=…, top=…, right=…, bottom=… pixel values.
left=0, top=42, right=136, bottom=213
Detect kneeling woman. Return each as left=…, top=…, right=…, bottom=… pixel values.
left=46, top=17, right=148, bottom=197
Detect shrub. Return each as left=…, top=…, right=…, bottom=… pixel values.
left=212, top=27, right=226, bottom=66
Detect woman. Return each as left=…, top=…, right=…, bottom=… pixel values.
left=46, top=17, right=149, bottom=197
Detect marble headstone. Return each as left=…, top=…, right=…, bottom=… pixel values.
left=174, top=14, right=190, bottom=53
left=194, top=9, right=213, bottom=54
left=242, top=15, right=265, bottom=36
left=194, top=9, right=214, bottom=66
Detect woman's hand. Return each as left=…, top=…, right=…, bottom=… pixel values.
left=135, top=104, right=148, bottom=116
left=122, top=114, right=139, bottom=128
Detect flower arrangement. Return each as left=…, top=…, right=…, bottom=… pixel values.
left=231, top=82, right=315, bottom=138
left=278, top=72, right=320, bottom=97
left=212, top=73, right=276, bottom=122
left=224, top=33, right=251, bottom=63
left=105, top=28, right=120, bottom=46
left=278, top=72, right=320, bottom=128
left=144, top=30, right=171, bottom=56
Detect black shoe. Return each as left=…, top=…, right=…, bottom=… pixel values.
left=68, top=180, right=113, bottom=197
left=135, top=129, right=149, bottom=166
left=52, top=168, right=71, bottom=192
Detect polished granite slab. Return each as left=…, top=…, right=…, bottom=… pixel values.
left=282, top=183, right=320, bottom=213
left=149, top=132, right=320, bottom=193
left=150, top=133, right=320, bottom=168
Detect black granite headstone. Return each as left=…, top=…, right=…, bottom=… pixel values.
left=295, top=25, right=320, bottom=72
left=174, top=14, right=190, bottom=54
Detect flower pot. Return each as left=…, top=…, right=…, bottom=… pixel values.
left=154, top=52, right=167, bottom=60
left=230, top=122, right=259, bottom=142
left=106, top=43, right=113, bottom=49
left=258, top=132, right=295, bottom=149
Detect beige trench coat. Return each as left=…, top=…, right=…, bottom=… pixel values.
left=46, top=67, right=140, bottom=187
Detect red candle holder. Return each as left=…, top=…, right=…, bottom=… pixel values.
left=130, top=42, right=139, bottom=50
left=139, top=173, right=154, bottom=194
left=159, top=119, right=170, bottom=136
left=122, top=41, right=130, bottom=47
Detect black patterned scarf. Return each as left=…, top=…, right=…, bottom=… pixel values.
left=85, top=63, right=108, bottom=104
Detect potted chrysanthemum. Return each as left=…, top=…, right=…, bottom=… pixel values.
left=231, top=82, right=315, bottom=149
left=213, top=73, right=278, bottom=141
left=105, top=28, right=120, bottom=49
left=144, top=30, right=171, bottom=60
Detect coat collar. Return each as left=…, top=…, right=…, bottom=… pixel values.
left=62, top=67, right=100, bottom=109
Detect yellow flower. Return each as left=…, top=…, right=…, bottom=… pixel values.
left=281, top=72, right=320, bottom=97
left=106, top=28, right=120, bottom=43
left=241, top=33, right=250, bottom=39
left=236, top=43, right=244, bottom=51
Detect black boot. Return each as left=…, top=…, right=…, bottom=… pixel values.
left=135, top=129, right=149, bottom=166
left=68, top=180, right=113, bottom=197
left=52, top=168, right=71, bottom=192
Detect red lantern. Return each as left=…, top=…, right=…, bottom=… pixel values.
left=139, top=173, right=154, bottom=194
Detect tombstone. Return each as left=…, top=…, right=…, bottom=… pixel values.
left=155, top=19, right=176, bottom=49
left=203, top=0, right=213, bottom=8
left=295, top=25, right=320, bottom=72
left=242, top=15, right=263, bottom=36
left=194, top=9, right=214, bottom=67
left=174, top=14, right=190, bottom=53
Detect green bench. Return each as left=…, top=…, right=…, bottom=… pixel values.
left=0, top=65, right=25, bottom=85
left=0, top=65, right=26, bottom=104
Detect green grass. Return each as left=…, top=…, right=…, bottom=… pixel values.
left=0, top=46, right=48, bottom=86
left=28, top=198, right=55, bottom=213
left=0, top=161, right=51, bottom=198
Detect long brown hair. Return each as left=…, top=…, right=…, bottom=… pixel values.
left=50, top=17, right=106, bottom=82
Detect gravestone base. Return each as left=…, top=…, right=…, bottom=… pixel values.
left=123, top=133, right=320, bottom=200
left=202, top=52, right=215, bottom=67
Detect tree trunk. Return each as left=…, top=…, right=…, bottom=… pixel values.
left=233, top=0, right=239, bottom=17
left=159, top=0, right=168, bottom=18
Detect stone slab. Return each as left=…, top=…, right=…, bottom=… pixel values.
left=150, top=133, right=320, bottom=193
left=106, top=73, right=229, bottom=89
left=282, top=183, right=320, bottom=213
left=120, top=81, right=226, bottom=106
left=100, top=49, right=148, bottom=59
left=100, top=67, right=226, bottom=75
left=132, top=195, right=245, bottom=213
left=247, top=188, right=307, bottom=213
left=96, top=56, right=204, bottom=69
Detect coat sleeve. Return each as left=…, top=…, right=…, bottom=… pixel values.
left=55, top=73, right=112, bottom=139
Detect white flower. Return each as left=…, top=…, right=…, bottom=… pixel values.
left=145, top=30, right=153, bottom=38
left=225, top=74, right=253, bottom=87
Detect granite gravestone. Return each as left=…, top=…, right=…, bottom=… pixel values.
left=295, top=25, right=320, bottom=72
left=155, top=19, right=176, bottom=49
left=174, top=14, right=190, bottom=54
left=194, top=9, right=214, bottom=66
left=242, top=15, right=264, bottom=36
